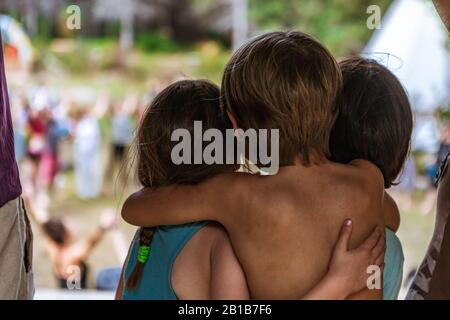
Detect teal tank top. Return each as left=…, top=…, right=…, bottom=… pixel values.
left=122, top=222, right=208, bottom=300
left=383, top=228, right=404, bottom=300
left=121, top=224, right=403, bottom=300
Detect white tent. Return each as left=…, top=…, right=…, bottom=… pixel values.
left=363, top=0, right=450, bottom=153
left=0, top=15, right=33, bottom=67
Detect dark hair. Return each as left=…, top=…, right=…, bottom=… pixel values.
left=126, top=79, right=236, bottom=290
left=221, top=31, right=342, bottom=166
left=330, top=57, right=413, bottom=187
left=42, top=218, right=68, bottom=245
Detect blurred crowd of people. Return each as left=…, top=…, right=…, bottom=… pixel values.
left=392, top=114, right=450, bottom=216
left=8, top=79, right=172, bottom=290
left=10, top=79, right=176, bottom=201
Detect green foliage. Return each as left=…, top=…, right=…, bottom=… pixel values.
left=49, top=38, right=118, bottom=73
left=439, top=109, right=450, bottom=122
left=136, top=32, right=184, bottom=53
left=194, top=51, right=230, bottom=84
left=51, top=45, right=89, bottom=74
left=18, top=0, right=396, bottom=57
left=249, top=0, right=394, bottom=56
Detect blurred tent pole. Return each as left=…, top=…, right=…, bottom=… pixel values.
left=119, top=1, right=135, bottom=55
left=363, top=0, right=450, bottom=154
left=433, top=0, right=450, bottom=31
left=232, top=0, right=248, bottom=51
left=23, top=0, right=37, bottom=37
left=93, top=0, right=140, bottom=64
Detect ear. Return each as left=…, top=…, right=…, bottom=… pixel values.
left=226, top=109, right=239, bottom=130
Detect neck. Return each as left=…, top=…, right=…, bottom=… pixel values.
left=292, top=151, right=330, bottom=167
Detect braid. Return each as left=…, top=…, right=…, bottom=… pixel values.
left=125, top=227, right=154, bottom=290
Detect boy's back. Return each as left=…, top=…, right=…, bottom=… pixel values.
left=216, top=160, right=384, bottom=299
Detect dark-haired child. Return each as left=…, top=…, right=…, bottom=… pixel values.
left=117, top=79, right=384, bottom=300
left=330, top=56, right=414, bottom=298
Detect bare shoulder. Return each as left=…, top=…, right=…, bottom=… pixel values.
left=203, top=172, right=271, bottom=222
left=199, top=222, right=230, bottom=240
left=175, top=222, right=230, bottom=263
left=323, top=161, right=385, bottom=222
left=348, top=159, right=385, bottom=189
left=194, top=223, right=235, bottom=259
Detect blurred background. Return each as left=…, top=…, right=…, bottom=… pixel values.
left=0, top=0, right=449, bottom=299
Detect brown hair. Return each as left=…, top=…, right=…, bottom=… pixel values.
left=125, top=79, right=237, bottom=290
left=330, top=57, right=413, bottom=187
left=221, top=31, right=342, bottom=166
left=42, top=218, right=68, bottom=245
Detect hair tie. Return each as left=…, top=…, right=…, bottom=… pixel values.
left=137, top=245, right=151, bottom=264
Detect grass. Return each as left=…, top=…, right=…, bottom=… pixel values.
left=29, top=38, right=230, bottom=99
left=397, top=199, right=435, bottom=277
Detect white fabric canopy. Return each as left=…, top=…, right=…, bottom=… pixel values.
left=363, top=0, right=450, bottom=153
left=0, top=15, right=33, bottom=66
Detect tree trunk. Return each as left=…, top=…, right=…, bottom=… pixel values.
left=232, top=0, right=248, bottom=51
left=119, top=12, right=134, bottom=54
left=24, top=0, right=38, bottom=37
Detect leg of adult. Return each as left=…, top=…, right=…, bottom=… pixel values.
left=0, top=197, right=34, bottom=299
left=406, top=154, right=450, bottom=299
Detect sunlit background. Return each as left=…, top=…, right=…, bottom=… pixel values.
left=1, top=0, right=449, bottom=299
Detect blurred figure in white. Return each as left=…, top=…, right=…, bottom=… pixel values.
left=104, top=93, right=137, bottom=195
left=73, top=103, right=102, bottom=199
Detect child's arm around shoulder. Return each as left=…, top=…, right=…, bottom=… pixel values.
left=121, top=172, right=249, bottom=228
left=383, top=191, right=400, bottom=232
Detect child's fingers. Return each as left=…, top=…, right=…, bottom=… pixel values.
left=372, top=239, right=386, bottom=267
left=335, top=219, right=353, bottom=252
left=360, top=227, right=381, bottom=251
left=371, top=231, right=386, bottom=262
left=374, top=249, right=385, bottom=267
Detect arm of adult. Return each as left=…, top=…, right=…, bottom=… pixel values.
left=433, top=0, right=450, bottom=31
left=407, top=154, right=450, bottom=299
left=76, top=211, right=116, bottom=261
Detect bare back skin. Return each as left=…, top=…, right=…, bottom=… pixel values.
left=122, top=159, right=387, bottom=299
left=219, top=161, right=384, bottom=299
